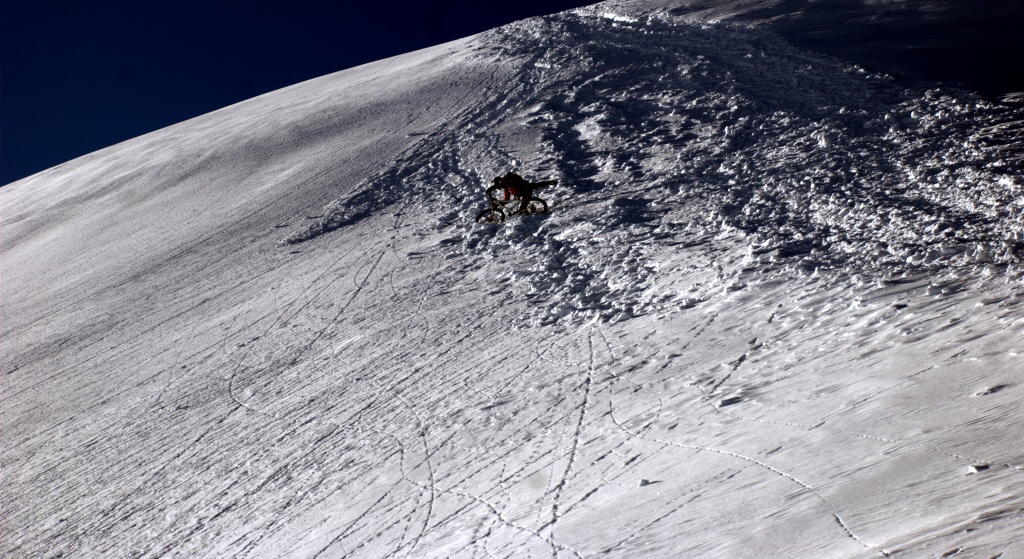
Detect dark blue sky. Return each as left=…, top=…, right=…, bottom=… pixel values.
left=1, top=0, right=596, bottom=185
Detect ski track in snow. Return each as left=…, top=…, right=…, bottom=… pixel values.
left=3, top=4, right=1024, bottom=559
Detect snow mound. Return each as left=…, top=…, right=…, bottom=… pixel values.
left=286, top=9, right=1023, bottom=324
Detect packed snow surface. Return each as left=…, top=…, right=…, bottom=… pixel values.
left=3, top=4, right=1023, bottom=559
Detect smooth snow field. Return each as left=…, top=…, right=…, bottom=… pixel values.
left=3, top=3, right=1023, bottom=558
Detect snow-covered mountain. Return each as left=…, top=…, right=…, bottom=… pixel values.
left=3, top=2, right=1022, bottom=558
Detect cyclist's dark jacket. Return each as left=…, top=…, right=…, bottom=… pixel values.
left=495, top=172, right=548, bottom=199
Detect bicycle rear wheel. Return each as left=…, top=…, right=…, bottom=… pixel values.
left=523, top=198, right=548, bottom=215
left=475, top=207, right=506, bottom=224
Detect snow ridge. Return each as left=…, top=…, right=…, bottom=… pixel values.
left=286, top=9, right=1022, bottom=325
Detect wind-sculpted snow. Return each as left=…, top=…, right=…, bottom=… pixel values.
left=3, top=5, right=1024, bottom=559
left=288, top=9, right=1023, bottom=324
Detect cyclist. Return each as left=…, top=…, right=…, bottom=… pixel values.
left=491, top=172, right=557, bottom=214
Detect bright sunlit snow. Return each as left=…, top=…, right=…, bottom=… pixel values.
left=3, top=2, right=1023, bottom=558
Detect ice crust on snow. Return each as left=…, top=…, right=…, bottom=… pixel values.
left=287, top=9, right=1023, bottom=324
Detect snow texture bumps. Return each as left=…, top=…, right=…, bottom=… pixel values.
left=288, top=9, right=1024, bottom=324
left=6, top=5, right=1024, bottom=559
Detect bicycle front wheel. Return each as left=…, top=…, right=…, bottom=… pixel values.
left=475, top=207, right=506, bottom=224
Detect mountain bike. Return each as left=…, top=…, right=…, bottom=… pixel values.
left=474, top=183, right=552, bottom=224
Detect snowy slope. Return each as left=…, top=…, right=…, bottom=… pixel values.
left=3, top=4, right=1024, bottom=559
left=611, top=0, right=1024, bottom=98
